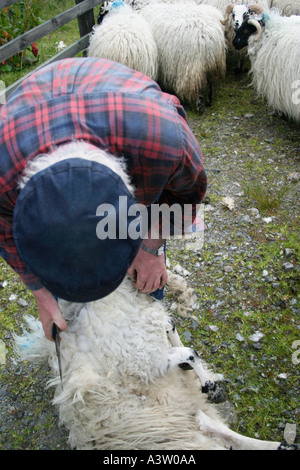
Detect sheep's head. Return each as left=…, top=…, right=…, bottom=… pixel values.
left=232, top=10, right=268, bottom=50
left=97, top=1, right=125, bottom=25
left=221, top=4, right=264, bottom=32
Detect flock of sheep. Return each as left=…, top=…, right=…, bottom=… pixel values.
left=88, top=0, right=300, bottom=122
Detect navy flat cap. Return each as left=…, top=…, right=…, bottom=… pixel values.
left=13, top=158, right=141, bottom=302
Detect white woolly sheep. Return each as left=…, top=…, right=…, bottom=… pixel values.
left=138, top=2, right=227, bottom=113
left=88, top=2, right=158, bottom=81
left=233, top=9, right=300, bottom=122
left=269, top=0, right=300, bottom=16
left=14, top=275, right=295, bottom=450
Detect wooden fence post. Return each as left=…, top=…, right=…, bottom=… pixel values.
left=75, top=0, right=96, bottom=55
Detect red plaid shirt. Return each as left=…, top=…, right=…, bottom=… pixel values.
left=0, top=58, right=206, bottom=289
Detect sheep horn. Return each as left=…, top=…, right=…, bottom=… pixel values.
left=248, top=19, right=263, bottom=41
left=221, top=4, right=233, bottom=25
left=248, top=4, right=264, bottom=14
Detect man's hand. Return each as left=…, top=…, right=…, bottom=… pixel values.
left=32, top=287, right=68, bottom=341
left=128, top=242, right=168, bottom=294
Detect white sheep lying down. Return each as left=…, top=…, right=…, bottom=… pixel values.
left=15, top=275, right=290, bottom=450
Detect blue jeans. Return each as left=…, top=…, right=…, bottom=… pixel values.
left=150, top=243, right=166, bottom=301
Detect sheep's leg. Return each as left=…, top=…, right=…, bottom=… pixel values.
left=206, top=80, right=213, bottom=107
left=235, top=56, right=244, bottom=75
left=166, top=317, right=185, bottom=347
left=196, top=91, right=205, bottom=114
left=197, top=411, right=289, bottom=451
left=166, top=319, right=224, bottom=400
left=167, top=346, right=216, bottom=394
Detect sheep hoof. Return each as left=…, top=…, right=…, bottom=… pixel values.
left=207, top=385, right=226, bottom=404
left=196, top=94, right=205, bottom=114
left=201, top=380, right=216, bottom=394
left=278, top=443, right=299, bottom=451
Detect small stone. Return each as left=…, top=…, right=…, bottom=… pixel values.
left=236, top=333, right=245, bottom=342
left=224, top=265, right=233, bottom=273
left=285, top=248, right=293, bottom=258
left=17, top=298, right=28, bottom=307
left=8, top=294, right=17, bottom=302
left=287, top=172, right=299, bottom=182
left=263, top=217, right=272, bottom=224
left=221, top=196, right=235, bottom=211
left=282, top=262, right=294, bottom=272
left=182, top=331, right=193, bottom=342
left=278, top=373, right=288, bottom=380
left=249, top=331, right=265, bottom=342
left=209, top=325, right=219, bottom=332
left=262, top=270, right=268, bottom=277
left=272, top=283, right=281, bottom=288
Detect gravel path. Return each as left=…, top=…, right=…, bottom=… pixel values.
left=0, top=62, right=299, bottom=450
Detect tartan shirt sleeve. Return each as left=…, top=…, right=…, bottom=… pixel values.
left=156, top=112, right=207, bottom=236
left=0, top=191, right=43, bottom=290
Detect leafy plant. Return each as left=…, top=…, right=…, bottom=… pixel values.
left=0, top=0, right=44, bottom=72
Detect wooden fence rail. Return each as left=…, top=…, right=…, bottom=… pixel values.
left=0, top=0, right=104, bottom=103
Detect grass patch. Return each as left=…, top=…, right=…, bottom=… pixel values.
left=242, top=181, right=294, bottom=214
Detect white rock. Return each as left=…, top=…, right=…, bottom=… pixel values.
left=236, top=333, right=245, bottom=342
left=249, top=331, right=265, bottom=342
left=278, top=373, right=288, bottom=380
left=221, top=196, right=235, bottom=211
left=209, top=325, right=219, bottom=332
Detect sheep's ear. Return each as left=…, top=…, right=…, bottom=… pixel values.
left=248, top=4, right=264, bottom=15
left=221, top=4, right=233, bottom=25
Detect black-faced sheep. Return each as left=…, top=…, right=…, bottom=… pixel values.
left=233, top=8, right=300, bottom=122
left=210, top=1, right=272, bottom=73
